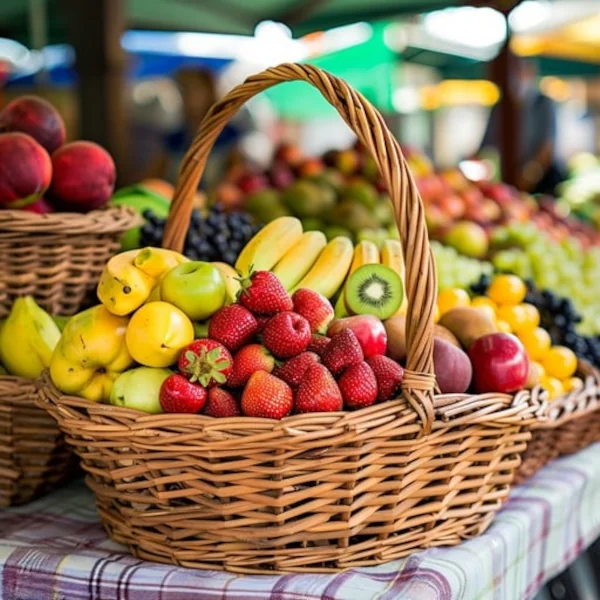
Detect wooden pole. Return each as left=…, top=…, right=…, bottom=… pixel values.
left=61, top=0, right=130, bottom=183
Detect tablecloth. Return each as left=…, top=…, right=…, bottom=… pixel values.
left=2, top=443, right=600, bottom=600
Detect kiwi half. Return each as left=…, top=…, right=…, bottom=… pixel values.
left=345, top=264, right=403, bottom=320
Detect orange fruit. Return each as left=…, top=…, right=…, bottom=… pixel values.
left=519, top=303, right=540, bottom=330
left=437, top=288, right=470, bottom=316
left=518, top=327, right=551, bottom=361
left=542, top=346, right=578, bottom=380
left=488, top=274, right=527, bottom=306
left=496, top=320, right=512, bottom=334
left=563, top=377, right=584, bottom=393
left=542, top=376, right=564, bottom=400
left=496, top=304, right=527, bottom=333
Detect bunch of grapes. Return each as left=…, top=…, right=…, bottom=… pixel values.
left=140, top=204, right=262, bottom=265
left=432, top=241, right=493, bottom=292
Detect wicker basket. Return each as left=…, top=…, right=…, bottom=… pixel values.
left=515, top=360, right=600, bottom=484
left=38, top=63, right=542, bottom=574
left=0, top=376, right=74, bottom=506
left=0, top=206, right=140, bottom=318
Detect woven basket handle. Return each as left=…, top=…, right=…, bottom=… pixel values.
left=163, top=63, right=437, bottom=432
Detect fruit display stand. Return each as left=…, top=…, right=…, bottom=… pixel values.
left=0, top=376, right=74, bottom=507
left=38, top=64, right=542, bottom=573
left=0, top=206, right=140, bottom=318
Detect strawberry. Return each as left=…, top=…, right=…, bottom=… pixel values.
left=292, top=289, right=334, bottom=334
left=160, top=374, right=207, bottom=413
left=262, top=311, right=311, bottom=359
left=177, top=339, right=232, bottom=387
left=322, top=329, right=364, bottom=375
left=273, top=351, right=320, bottom=388
left=241, top=371, right=293, bottom=419
left=295, top=363, right=343, bottom=413
left=366, top=355, right=404, bottom=402
left=204, top=387, right=241, bottom=418
left=255, top=315, right=270, bottom=333
left=307, top=333, right=331, bottom=358
left=338, top=362, right=378, bottom=409
left=238, top=271, right=293, bottom=315
left=208, top=305, right=258, bottom=352
left=228, top=344, right=275, bottom=387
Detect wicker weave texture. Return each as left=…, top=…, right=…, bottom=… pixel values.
left=0, top=206, right=140, bottom=318
left=0, top=376, right=73, bottom=507
left=38, top=63, right=541, bottom=573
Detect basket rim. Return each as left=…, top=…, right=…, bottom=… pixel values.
left=0, top=205, right=141, bottom=236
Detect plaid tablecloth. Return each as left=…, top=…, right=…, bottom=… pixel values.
left=2, top=444, right=600, bottom=600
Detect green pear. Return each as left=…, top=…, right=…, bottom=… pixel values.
left=109, top=367, right=172, bottom=414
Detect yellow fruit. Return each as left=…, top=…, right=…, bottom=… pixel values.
left=563, top=377, right=584, bottom=393
left=526, top=361, right=545, bottom=389
left=126, top=302, right=194, bottom=367
left=433, top=304, right=440, bottom=324
left=437, top=288, right=470, bottom=316
left=488, top=274, right=526, bottom=306
left=471, top=296, right=497, bottom=311
left=235, top=216, right=303, bottom=277
left=496, top=319, right=512, bottom=334
left=50, top=305, right=133, bottom=403
left=213, top=262, right=241, bottom=304
left=542, top=376, right=564, bottom=400
left=518, top=327, right=551, bottom=361
left=272, top=230, right=327, bottom=291
left=380, top=239, right=407, bottom=315
left=542, top=346, right=578, bottom=380
left=97, top=247, right=188, bottom=316
left=291, top=236, right=354, bottom=299
left=496, top=304, right=527, bottom=333
left=520, top=303, right=540, bottom=330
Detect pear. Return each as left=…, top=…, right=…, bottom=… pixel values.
left=0, top=296, right=61, bottom=378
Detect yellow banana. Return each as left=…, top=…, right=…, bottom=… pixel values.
left=235, top=217, right=303, bottom=277
left=272, top=230, right=327, bottom=291
left=291, top=236, right=354, bottom=299
left=97, top=247, right=188, bottom=316
left=335, top=241, right=380, bottom=317
left=213, top=262, right=241, bottom=304
left=381, top=239, right=407, bottom=314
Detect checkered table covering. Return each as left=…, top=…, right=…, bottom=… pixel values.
left=2, top=443, right=600, bottom=600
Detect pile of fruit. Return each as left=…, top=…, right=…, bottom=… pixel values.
left=0, top=95, right=116, bottom=213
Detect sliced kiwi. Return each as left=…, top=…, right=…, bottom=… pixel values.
left=345, top=264, right=403, bottom=320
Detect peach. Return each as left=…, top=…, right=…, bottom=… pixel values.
left=0, top=95, right=66, bottom=153
left=0, top=132, right=52, bottom=208
left=49, top=141, right=116, bottom=211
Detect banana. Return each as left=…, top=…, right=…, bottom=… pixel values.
left=0, top=296, right=61, bottom=378
left=272, top=231, right=327, bottom=291
left=213, top=262, right=241, bottom=304
left=291, top=236, right=354, bottom=299
left=235, top=217, right=303, bottom=277
left=381, top=239, right=407, bottom=315
left=335, top=240, right=380, bottom=317
left=97, top=247, right=188, bottom=316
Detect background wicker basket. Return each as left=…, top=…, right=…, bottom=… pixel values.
left=0, top=376, right=74, bottom=507
left=38, top=63, right=542, bottom=574
left=0, top=206, right=140, bottom=318
left=515, top=360, right=600, bottom=484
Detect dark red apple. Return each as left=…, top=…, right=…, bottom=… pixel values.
left=49, top=141, right=116, bottom=211
left=269, top=162, right=295, bottom=190
left=0, top=95, right=66, bottom=154
left=0, top=132, right=52, bottom=208
left=22, top=197, right=55, bottom=214
left=468, top=333, right=529, bottom=394
left=327, top=315, right=387, bottom=358
left=236, top=172, right=268, bottom=195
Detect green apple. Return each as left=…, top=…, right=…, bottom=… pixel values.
left=109, top=367, right=172, bottom=414
left=160, top=261, right=226, bottom=321
left=444, top=221, right=489, bottom=259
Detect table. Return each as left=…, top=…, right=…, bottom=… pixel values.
left=2, top=444, right=600, bottom=600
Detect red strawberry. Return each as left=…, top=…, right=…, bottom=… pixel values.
left=238, top=271, right=293, bottom=315
left=273, top=351, right=320, bottom=388
left=338, top=362, right=378, bottom=409
left=208, top=305, right=258, bottom=351
left=322, top=329, right=364, bottom=375
left=307, top=333, right=331, bottom=358
left=160, top=374, right=207, bottom=413
left=292, top=289, right=334, bottom=334
left=295, top=363, right=343, bottom=413
left=241, top=371, right=293, bottom=419
left=177, top=339, right=232, bottom=387
left=204, top=387, right=241, bottom=418
left=366, top=355, right=404, bottom=402
left=228, top=344, right=275, bottom=387
left=262, top=311, right=311, bottom=359
left=255, top=315, right=270, bottom=333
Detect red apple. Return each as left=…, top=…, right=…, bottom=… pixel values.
left=269, top=162, right=295, bottom=190
left=468, top=333, right=529, bottom=394
left=0, top=95, right=66, bottom=154
left=0, top=132, right=52, bottom=208
left=22, top=197, right=55, bottom=214
left=236, top=172, right=269, bottom=195
left=327, top=315, right=387, bottom=358
left=49, top=141, right=116, bottom=211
